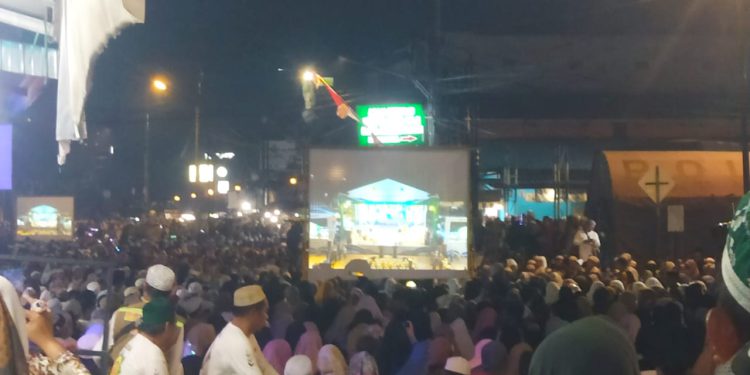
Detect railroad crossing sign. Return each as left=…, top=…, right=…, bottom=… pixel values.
left=638, top=165, right=675, bottom=204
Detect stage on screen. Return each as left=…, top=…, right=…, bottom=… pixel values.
left=16, top=197, right=74, bottom=239
left=308, top=148, right=470, bottom=280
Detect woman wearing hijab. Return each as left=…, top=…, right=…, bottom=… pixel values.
left=346, top=309, right=383, bottom=358
left=348, top=351, right=379, bottom=375
left=318, top=344, right=348, bottom=375
left=295, top=328, right=323, bottom=370
left=263, top=339, right=293, bottom=375
left=471, top=307, right=497, bottom=343
left=427, top=336, right=453, bottom=374
left=446, top=302, right=474, bottom=360
left=505, top=343, right=533, bottom=375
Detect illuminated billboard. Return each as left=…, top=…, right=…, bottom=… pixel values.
left=309, top=148, right=469, bottom=280
left=0, top=124, right=10, bottom=190
left=16, top=197, right=74, bottom=239
left=356, top=104, right=425, bottom=146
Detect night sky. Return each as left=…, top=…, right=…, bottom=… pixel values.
left=9, top=0, right=741, bottom=211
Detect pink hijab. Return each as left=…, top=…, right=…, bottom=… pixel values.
left=295, top=329, right=324, bottom=370
left=468, top=339, right=492, bottom=369
left=263, top=339, right=293, bottom=375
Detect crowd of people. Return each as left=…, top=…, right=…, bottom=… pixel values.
left=0, top=200, right=749, bottom=375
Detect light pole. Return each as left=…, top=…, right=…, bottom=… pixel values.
left=144, top=77, right=168, bottom=208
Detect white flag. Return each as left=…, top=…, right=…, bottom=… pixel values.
left=56, top=0, right=144, bottom=165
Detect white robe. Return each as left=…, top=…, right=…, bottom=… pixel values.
left=573, top=230, right=600, bottom=261
left=111, top=333, right=169, bottom=375
left=201, top=322, right=270, bottom=375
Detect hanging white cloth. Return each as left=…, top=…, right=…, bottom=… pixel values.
left=55, top=0, right=145, bottom=165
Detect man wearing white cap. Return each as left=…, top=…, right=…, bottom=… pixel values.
left=201, top=285, right=277, bottom=375
left=101, top=264, right=185, bottom=375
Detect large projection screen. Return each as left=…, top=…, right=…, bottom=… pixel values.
left=309, top=148, right=470, bottom=280
left=0, top=124, right=11, bottom=190
left=16, top=197, right=74, bottom=240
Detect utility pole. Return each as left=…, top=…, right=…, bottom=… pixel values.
left=144, top=112, right=150, bottom=208
left=195, top=71, right=203, bottom=167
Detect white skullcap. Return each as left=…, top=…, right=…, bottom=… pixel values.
left=86, top=282, right=101, bottom=294
left=146, top=265, right=175, bottom=292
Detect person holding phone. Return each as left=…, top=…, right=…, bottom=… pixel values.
left=1, top=275, right=90, bottom=374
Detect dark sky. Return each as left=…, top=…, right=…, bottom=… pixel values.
left=11, top=0, right=741, bottom=206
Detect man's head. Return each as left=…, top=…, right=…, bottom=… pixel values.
left=232, top=285, right=269, bottom=334
left=585, top=219, right=596, bottom=232
left=139, top=297, right=179, bottom=351
left=144, top=264, right=175, bottom=301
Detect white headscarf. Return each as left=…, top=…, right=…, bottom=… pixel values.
left=0, top=275, right=29, bottom=356
left=285, top=355, right=314, bottom=375
left=645, top=277, right=664, bottom=289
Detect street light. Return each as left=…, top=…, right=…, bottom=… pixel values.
left=173, top=195, right=181, bottom=202
left=151, top=77, right=168, bottom=93
left=302, top=70, right=316, bottom=82
left=143, top=75, right=171, bottom=210
left=289, top=177, right=298, bottom=185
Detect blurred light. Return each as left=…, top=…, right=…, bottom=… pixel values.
left=273, top=209, right=281, bottom=216
left=236, top=212, right=243, bottom=217
left=109, top=146, right=114, bottom=155
left=188, top=165, right=197, bottom=183
left=216, top=166, right=228, bottom=178
left=302, top=70, right=315, bottom=81
left=180, top=213, right=196, bottom=222
left=199, top=164, right=214, bottom=183
left=264, top=212, right=272, bottom=219
left=270, top=216, right=279, bottom=223
left=294, top=213, right=300, bottom=218
left=406, top=280, right=417, bottom=289
left=215, top=152, right=235, bottom=159
left=190, top=192, right=197, bottom=199
left=152, top=78, right=168, bottom=92
left=234, top=185, right=242, bottom=192
left=241, top=201, right=252, bottom=212
left=173, top=195, right=181, bottom=202
left=209, top=213, right=220, bottom=219
left=217, top=180, right=230, bottom=194
left=207, top=188, right=215, bottom=196
left=289, top=177, right=298, bottom=185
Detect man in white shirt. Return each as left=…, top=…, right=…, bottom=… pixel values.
left=102, top=264, right=185, bottom=375
left=110, top=298, right=180, bottom=375
left=201, top=285, right=276, bottom=375
left=573, top=219, right=600, bottom=261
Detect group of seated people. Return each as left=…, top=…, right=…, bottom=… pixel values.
left=0, top=203, right=749, bottom=374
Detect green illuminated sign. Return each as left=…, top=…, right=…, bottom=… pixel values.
left=356, top=103, right=425, bottom=146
